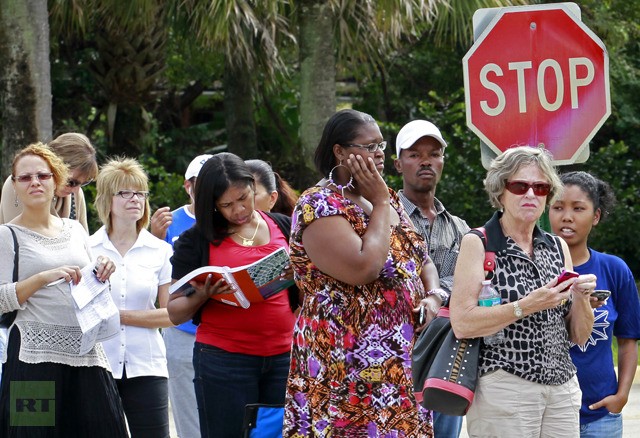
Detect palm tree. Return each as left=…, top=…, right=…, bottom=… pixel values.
left=49, top=0, right=295, bottom=162
left=296, top=0, right=534, bottom=183
left=0, top=0, right=52, bottom=180
left=50, top=0, right=168, bottom=157
left=172, top=0, right=294, bottom=158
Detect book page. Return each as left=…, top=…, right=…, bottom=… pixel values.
left=72, top=264, right=120, bottom=355
left=169, top=247, right=293, bottom=306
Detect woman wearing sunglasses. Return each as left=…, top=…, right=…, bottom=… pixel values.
left=0, top=132, right=97, bottom=232
left=0, top=143, right=127, bottom=436
left=450, top=146, right=595, bottom=437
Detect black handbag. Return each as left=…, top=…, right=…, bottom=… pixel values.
left=412, top=227, right=494, bottom=416
left=0, top=225, right=19, bottom=328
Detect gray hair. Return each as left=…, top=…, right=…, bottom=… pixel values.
left=484, top=146, right=562, bottom=209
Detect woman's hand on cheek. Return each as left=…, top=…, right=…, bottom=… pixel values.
left=346, top=154, right=388, bottom=206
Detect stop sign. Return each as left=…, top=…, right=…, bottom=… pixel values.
left=463, top=4, right=610, bottom=165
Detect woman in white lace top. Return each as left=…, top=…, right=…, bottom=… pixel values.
left=0, top=143, right=127, bottom=437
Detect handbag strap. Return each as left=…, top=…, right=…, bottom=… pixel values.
left=3, top=225, right=19, bottom=281
left=469, top=227, right=495, bottom=280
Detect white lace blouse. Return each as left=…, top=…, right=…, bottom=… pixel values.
left=0, top=220, right=110, bottom=369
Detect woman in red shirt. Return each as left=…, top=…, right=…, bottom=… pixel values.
left=167, top=152, right=295, bottom=438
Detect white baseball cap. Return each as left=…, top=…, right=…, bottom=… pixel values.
left=395, top=120, right=447, bottom=157
left=185, top=154, right=213, bottom=180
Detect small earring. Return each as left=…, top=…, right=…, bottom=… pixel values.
left=14, top=195, right=18, bottom=207
left=327, top=161, right=354, bottom=197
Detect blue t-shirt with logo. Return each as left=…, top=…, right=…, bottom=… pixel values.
left=571, top=248, right=640, bottom=425
left=166, top=205, right=197, bottom=335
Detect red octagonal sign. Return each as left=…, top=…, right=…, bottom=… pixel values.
left=463, top=4, right=610, bottom=164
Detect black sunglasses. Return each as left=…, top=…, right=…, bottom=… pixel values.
left=67, top=178, right=93, bottom=188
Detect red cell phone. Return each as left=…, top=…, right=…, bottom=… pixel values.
left=557, top=269, right=579, bottom=291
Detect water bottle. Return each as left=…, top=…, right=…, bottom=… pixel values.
left=478, top=280, right=505, bottom=345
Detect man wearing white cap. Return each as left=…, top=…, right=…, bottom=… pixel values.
left=155, top=154, right=212, bottom=438
left=394, top=120, right=469, bottom=438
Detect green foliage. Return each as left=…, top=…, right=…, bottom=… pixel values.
left=140, top=154, right=187, bottom=213
left=573, top=141, right=640, bottom=276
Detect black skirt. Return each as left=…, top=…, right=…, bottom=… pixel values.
left=0, top=327, right=128, bottom=438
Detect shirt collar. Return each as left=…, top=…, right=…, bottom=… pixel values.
left=90, top=226, right=166, bottom=250
left=397, top=190, right=445, bottom=217
left=483, top=211, right=555, bottom=252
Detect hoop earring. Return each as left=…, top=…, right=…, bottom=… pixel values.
left=327, top=162, right=354, bottom=197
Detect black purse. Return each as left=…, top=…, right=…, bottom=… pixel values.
left=0, top=225, right=19, bottom=328
left=412, top=227, right=494, bottom=416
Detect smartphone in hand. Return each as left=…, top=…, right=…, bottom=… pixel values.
left=591, top=290, right=611, bottom=301
left=557, top=269, right=579, bottom=291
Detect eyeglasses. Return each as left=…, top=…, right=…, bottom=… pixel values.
left=505, top=180, right=552, bottom=196
left=342, top=141, right=387, bottom=153
left=114, top=190, right=149, bottom=200
left=67, top=178, right=93, bottom=188
left=12, top=173, right=54, bottom=183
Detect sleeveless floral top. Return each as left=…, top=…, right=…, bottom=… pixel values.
left=282, top=186, right=432, bottom=437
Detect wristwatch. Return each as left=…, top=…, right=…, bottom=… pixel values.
left=512, top=300, right=523, bottom=319
left=427, top=288, right=449, bottom=304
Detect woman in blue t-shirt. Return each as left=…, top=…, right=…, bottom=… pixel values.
left=550, top=171, right=640, bottom=438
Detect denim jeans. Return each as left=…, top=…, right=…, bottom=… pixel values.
left=193, top=342, right=290, bottom=438
left=579, top=412, right=623, bottom=438
left=433, top=411, right=463, bottom=438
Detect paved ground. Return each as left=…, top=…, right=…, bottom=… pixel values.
left=460, top=366, right=640, bottom=437
left=168, top=367, right=640, bottom=437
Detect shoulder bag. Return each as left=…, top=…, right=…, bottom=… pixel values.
left=412, top=227, right=494, bottom=416
left=0, top=225, right=19, bottom=328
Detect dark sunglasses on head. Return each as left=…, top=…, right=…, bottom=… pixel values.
left=505, top=180, right=551, bottom=196
left=67, top=178, right=93, bottom=188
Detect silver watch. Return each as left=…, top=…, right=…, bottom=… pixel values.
left=512, top=300, right=523, bottom=319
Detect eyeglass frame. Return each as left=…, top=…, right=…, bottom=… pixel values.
left=12, top=173, right=54, bottom=183
left=67, top=178, right=93, bottom=188
left=113, top=190, right=150, bottom=200
left=341, top=140, right=387, bottom=153
left=505, top=180, right=552, bottom=196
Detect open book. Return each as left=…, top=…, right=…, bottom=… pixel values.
left=169, top=247, right=295, bottom=308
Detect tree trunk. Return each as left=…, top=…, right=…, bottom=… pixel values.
left=0, top=0, right=52, bottom=180
left=223, top=59, right=258, bottom=159
left=298, top=0, right=335, bottom=185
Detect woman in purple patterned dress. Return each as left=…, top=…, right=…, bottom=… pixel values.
left=283, top=109, right=438, bottom=437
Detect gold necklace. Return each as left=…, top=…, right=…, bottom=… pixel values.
left=235, top=213, right=261, bottom=246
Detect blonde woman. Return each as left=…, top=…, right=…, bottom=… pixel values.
left=91, top=158, right=174, bottom=438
